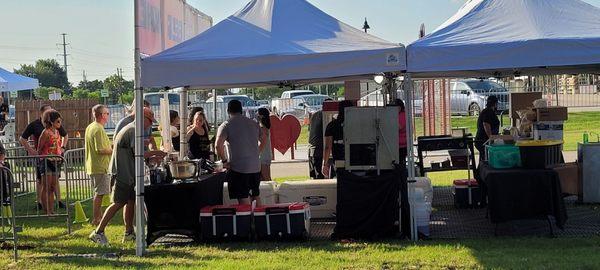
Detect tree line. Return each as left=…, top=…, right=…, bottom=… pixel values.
left=14, top=58, right=346, bottom=104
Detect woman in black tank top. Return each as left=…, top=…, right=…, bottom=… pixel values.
left=186, top=111, right=211, bottom=159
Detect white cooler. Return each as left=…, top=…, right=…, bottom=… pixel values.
left=222, top=181, right=279, bottom=205
left=277, top=179, right=337, bottom=218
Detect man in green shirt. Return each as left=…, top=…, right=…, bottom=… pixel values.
left=85, top=104, right=113, bottom=226
left=89, top=107, right=166, bottom=246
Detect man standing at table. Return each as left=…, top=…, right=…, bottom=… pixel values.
left=84, top=104, right=112, bottom=226
left=89, top=107, right=165, bottom=246
left=215, top=100, right=261, bottom=206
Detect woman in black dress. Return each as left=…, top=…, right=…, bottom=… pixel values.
left=186, top=111, right=211, bottom=160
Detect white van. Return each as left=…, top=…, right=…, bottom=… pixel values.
left=280, top=90, right=314, bottom=99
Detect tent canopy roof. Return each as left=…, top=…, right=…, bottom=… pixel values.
left=141, top=0, right=405, bottom=89
left=407, top=0, right=600, bottom=78
left=0, top=67, right=39, bottom=92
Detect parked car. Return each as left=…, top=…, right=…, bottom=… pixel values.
left=280, top=90, right=314, bottom=99
left=358, top=89, right=423, bottom=116
left=144, top=92, right=180, bottom=107
left=205, top=94, right=268, bottom=117
left=450, top=79, right=509, bottom=116
left=281, top=94, right=330, bottom=119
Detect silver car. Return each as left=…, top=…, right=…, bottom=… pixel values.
left=450, top=79, right=509, bottom=116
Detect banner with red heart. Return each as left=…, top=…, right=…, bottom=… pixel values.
left=269, top=114, right=301, bottom=155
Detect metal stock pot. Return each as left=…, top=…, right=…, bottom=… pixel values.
left=168, top=160, right=198, bottom=179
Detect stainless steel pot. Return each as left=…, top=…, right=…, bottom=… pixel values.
left=168, top=160, right=198, bottom=179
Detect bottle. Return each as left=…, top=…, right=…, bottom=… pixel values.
left=583, top=132, right=589, bottom=144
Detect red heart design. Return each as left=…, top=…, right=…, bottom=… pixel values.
left=270, top=114, right=301, bottom=155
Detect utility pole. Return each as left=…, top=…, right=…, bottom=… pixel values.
left=58, top=33, right=70, bottom=94
left=59, top=33, right=69, bottom=79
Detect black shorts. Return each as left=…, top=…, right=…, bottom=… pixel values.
left=37, top=159, right=62, bottom=177
left=227, top=170, right=260, bottom=200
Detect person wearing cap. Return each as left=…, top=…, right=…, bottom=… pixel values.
left=114, top=100, right=157, bottom=151
left=475, top=95, right=500, bottom=161
left=89, top=107, right=166, bottom=246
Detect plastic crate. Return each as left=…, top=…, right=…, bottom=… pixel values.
left=486, top=144, right=521, bottom=169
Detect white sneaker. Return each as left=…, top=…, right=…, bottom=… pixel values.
left=122, top=232, right=136, bottom=243
left=89, top=230, right=109, bottom=246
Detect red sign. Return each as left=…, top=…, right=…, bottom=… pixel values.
left=136, top=0, right=212, bottom=57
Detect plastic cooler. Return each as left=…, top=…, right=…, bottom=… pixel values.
left=453, top=179, right=483, bottom=208
left=199, top=204, right=252, bottom=240
left=222, top=181, right=279, bottom=205
left=516, top=140, right=563, bottom=169
left=277, top=179, right=336, bottom=218
left=254, top=202, right=311, bottom=240
left=486, top=144, right=521, bottom=169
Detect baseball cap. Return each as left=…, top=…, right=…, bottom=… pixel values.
left=143, top=107, right=157, bottom=123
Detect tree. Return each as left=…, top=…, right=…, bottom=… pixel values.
left=103, top=74, right=133, bottom=104
left=14, top=59, right=69, bottom=89
left=78, top=79, right=104, bottom=91
left=35, top=87, right=64, bottom=100
left=71, top=88, right=90, bottom=99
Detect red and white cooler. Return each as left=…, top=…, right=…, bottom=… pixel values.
left=254, top=202, right=311, bottom=240
left=200, top=204, right=252, bottom=240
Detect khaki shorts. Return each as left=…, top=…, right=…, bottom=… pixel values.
left=90, top=174, right=111, bottom=196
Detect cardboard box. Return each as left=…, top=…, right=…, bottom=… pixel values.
left=533, top=121, right=564, bottom=140
left=551, top=163, right=581, bottom=197
left=510, top=92, right=543, bottom=120
left=534, top=106, right=568, bottom=121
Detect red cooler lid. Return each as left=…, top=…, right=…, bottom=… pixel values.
left=453, top=179, right=478, bottom=187
left=200, top=204, right=252, bottom=213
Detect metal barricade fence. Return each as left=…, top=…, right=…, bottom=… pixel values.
left=63, top=148, right=94, bottom=203
left=1, top=166, right=18, bottom=262
left=4, top=155, right=71, bottom=233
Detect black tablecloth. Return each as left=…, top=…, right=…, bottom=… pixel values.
left=479, top=163, right=567, bottom=229
left=333, top=169, right=401, bottom=240
left=145, top=173, right=225, bottom=244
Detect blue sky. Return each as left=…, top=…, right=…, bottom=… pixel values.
left=1, top=0, right=599, bottom=84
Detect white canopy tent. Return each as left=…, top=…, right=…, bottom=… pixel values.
left=140, top=0, right=405, bottom=89
left=135, top=0, right=406, bottom=255
left=0, top=67, right=39, bottom=92
left=407, top=0, right=600, bottom=78
left=402, top=0, right=600, bottom=240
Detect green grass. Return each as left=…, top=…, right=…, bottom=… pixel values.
left=448, top=112, right=600, bottom=151
left=2, top=206, right=600, bottom=269
left=3, top=172, right=600, bottom=269
left=272, top=175, right=309, bottom=184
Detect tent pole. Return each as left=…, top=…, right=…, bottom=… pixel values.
left=134, top=0, right=146, bottom=256
left=179, top=87, right=189, bottom=160
left=404, top=73, right=418, bottom=241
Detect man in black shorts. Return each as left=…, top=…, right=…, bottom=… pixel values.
left=19, top=104, right=69, bottom=209
left=216, top=100, right=261, bottom=205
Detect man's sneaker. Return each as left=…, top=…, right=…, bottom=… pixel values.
left=58, top=201, right=66, bottom=209
left=122, top=232, right=136, bottom=243
left=89, top=230, right=109, bottom=246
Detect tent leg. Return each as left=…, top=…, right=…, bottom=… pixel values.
left=134, top=87, right=146, bottom=256
left=404, top=74, right=418, bottom=241
left=180, top=87, right=189, bottom=160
